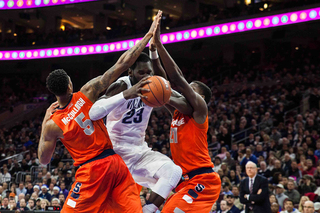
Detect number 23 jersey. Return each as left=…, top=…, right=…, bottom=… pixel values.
left=106, top=76, right=153, bottom=146
left=50, top=91, right=113, bottom=167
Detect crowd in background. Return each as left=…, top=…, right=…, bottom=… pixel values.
left=0, top=0, right=318, bottom=47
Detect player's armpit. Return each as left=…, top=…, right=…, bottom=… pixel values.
left=39, top=120, right=61, bottom=165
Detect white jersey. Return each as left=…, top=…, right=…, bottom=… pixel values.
left=106, top=76, right=153, bottom=146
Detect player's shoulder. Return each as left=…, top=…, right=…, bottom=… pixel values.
left=46, top=119, right=64, bottom=138
left=105, top=80, right=128, bottom=96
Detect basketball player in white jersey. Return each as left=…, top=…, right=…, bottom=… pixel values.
left=89, top=36, right=183, bottom=212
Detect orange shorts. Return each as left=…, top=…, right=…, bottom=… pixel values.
left=161, top=172, right=221, bottom=213
left=61, top=153, right=142, bottom=213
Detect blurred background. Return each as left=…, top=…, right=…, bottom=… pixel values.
left=1, top=0, right=320, bottom=212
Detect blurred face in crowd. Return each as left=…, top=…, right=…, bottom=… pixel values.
left=40, top=200, right=47, bottom=209
left=20, top=199, right=26, bottom=208
left=52, top=199, right=60, bottom=207
left=285, top=200, right=293, bottom=212
left=2, top=198, right=8, bottom=207
left=226, top=196, right=234, bottom=206
left=232, top=187, right=239, bottom=196
left=303, top=201, right=314, bottom=213
left=246, top=162, right=257, bottom=178
left=270, top=195, right=276, bottom=204
left=287, top=181, right=295, bottom=190
left=140, top=196, right=146, bottom=206
left=211, top=202, right=217, bottom=211
left=28, top=199, right=35, bottom=208
left=9, top=200, right=16, bottom=209
left=59, top=194, right=65, bottom=203
left=220, top=200, right=228, bottom=211
left=307, top=160, right=313, bottom=168
left=276, top=187, right=284, bottom=195
left=31, top=192, right=38, bottom=199
left=275, top=160, right=281, bottom=169
left=271, top=203, right=280, bottom=213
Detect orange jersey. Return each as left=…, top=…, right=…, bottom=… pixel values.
left=51, top=91, right=112, bottom=166
left=170, top=110, right=213, bottom=174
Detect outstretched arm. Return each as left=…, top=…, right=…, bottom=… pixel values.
left=155, top=39, right=207, bottom=124
left=39, top=102, right=63, bottom=165
left=81, top=10, right=163, bottom=103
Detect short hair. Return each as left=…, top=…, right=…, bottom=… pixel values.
left=46, top=69, right=70, bottom=96
left=192, top=81, right=212, bottom=104
left=51, top=198, right=60, bottom=204
left=130, top=52, right=151, bottom=70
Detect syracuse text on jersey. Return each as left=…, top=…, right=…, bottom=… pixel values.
left=61, top=98, right=86, bottom=125
left=171, top=117, right=185, bottom=127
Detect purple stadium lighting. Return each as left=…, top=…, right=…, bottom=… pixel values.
left=0, top=0, right=96, bottom=10
left=1, top=7, right=320, bottom=60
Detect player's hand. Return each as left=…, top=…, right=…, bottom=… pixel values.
left=152, top=13, right=161, bottom=46
left=43, top=101, right=59, bottom=124
left=148, top=10, right=162, bottom=36
left=123, top=77, right=151, bottom=100
left=257, top=189, right=262, bottom=194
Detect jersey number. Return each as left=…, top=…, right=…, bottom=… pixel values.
left=122, top=108, right=144, bottom=124
left=170, top=127, right=178, bottom=143
left=75, top=112, right=95, bottom=135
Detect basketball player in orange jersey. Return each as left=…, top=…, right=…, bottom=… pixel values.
left=152, top=27, right=222, bottom=212
left=38, top=11, right=163, bottom=213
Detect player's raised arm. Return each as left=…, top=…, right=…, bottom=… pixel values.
left=81, top=10, right=163, bottom=103
left=155, top=35, right=208, bottom=124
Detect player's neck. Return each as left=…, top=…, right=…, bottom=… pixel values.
left=56, top=94, right=73, bottom=108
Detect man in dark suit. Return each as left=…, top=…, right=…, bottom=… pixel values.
left=240, top=161, right=271, bottom=213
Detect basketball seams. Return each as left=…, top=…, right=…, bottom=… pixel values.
left=155, top=76, right=165, bottom=104
left=147, top=83, right=162, bottom=106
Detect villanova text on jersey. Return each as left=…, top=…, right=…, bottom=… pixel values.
left=127, top=99, right=145, bottom=110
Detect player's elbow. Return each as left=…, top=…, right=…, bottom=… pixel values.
left=89, top=105, right=103, bottom=121
left=39, top=158, right=50, bottom=166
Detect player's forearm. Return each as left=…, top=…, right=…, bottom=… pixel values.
left=89, top=92, right=126, bottom=121
left=150, top=49, right=167, bottom=79
left=38, top=135, right=53, bottom=165
left=156, top=43, right=184, bottom=83
left=99, top=33, right=153, bottom=89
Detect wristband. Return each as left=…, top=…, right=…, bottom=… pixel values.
left=149, top=50, right=159, bottom=60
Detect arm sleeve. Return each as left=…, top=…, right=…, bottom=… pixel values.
left=89, top=92, right=126, bottom=121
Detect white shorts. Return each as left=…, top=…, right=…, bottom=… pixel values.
left=113, top=142, right=173, bottom=189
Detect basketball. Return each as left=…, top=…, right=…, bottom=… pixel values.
left=141, top=76, right=171, bottom=107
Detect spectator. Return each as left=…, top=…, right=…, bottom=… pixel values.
left=214, top=157, right=222, bottom=172
left=232, top=186, right=243, bottom=210
left=40, top=199, right=49, bottom=211
left=16, top=182, right=26, bottom=195
left=58, top=193, right=65, bottom=208
left=27, top=198, right=35, bottom=210
left=9, top=199, right=17, bottom=211
left=240, top=148, right=258, bottom=168
left=315, top=142, right=320, bottom=159
left=298, top=176, right=317, bottom=195
left=210, top=202, right=218, bottom=213
left=280, top=199, right=300, bottom=213
left=1, top=197, right=9, bottom=209
left=302, top=201, right=314, bottom=213
left=25, top=183, right=33, bottom=196
left=2, top=168, right=11, bottom=182
left=271, top=202, right=281, bottom=213
left=226, top=194, right=240, bottom=213
left=59, top=182, right=68, bottom=199
left=285, top=180, right=301, bottom=205
left=38, top=185, right=51, bottom=201
left=217, top=200, right=232, bottom=213
left=33, top=185, right=40, bottom=195
left=221, top=182, right=233, bottom=195
left=258, top=161, right=271, bottom=179
left=51, top=198, right=60, bottom=207
left=298, top=196, right=310, bottom=213
left=51, top=186, right=60, bottom=200
left=275, top=184, right=289, bottom=209
left=18, top=198, right=29, bottom=211
left=286, top=160, right=302, bottom=180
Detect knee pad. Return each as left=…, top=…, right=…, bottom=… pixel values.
left=152, top=162, right=182, bottom=198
